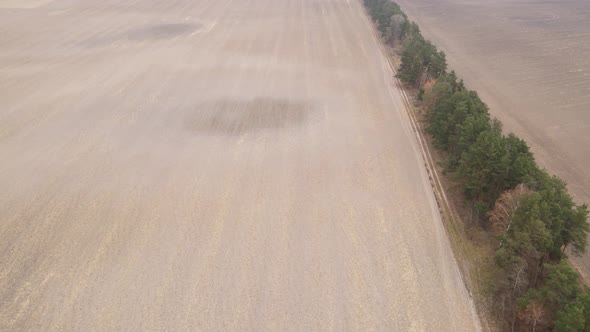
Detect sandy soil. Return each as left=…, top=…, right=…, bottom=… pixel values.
left=395, top=0, right=590, bottom=277
left=0, top=0, right=479, bottom=330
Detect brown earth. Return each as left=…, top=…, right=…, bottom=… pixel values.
left=395, top=0, right=590, bottom=278
left=0, top=0, right=480, bottom=330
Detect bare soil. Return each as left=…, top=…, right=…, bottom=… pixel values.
left=0, top=0, right=480, bottom=330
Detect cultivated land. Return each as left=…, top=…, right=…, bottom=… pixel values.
left=0, top=0, right=479, bottom=330
left=394, top=0, right=590, bottom=277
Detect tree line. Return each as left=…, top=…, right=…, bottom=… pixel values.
left=364, top=0, right=590, bottom=330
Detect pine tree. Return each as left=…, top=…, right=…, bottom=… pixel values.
left=457, top=127, right=508, bottom=205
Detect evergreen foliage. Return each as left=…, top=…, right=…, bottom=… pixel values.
left=363, top=0, right=590, bottom=328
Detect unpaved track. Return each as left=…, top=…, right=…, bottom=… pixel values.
left=0, top=0, right=479, bottom=329
left=395, top=0, right=590, bottom=278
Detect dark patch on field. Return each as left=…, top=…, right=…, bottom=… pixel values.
left=186, top=98, right=311, bottom=136
left=79, top=22, right=200, bottom=48
left=125, top=23, right=197, bottom=41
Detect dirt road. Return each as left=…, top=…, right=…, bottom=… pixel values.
left=394, top=0, right=590, bottom=277
left=0, top=0, right=479, bottom=329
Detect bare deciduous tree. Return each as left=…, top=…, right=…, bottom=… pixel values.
left=489, top=184, right=531, bottom=237
left=519, top=300, right=548, bottom=332
left=509, top=261, right=529, bottom=294
left=383, top=14, right=406, bottom=46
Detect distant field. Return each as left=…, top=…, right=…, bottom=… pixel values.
left=396, top=0, right=590, bottom=276
left=0, top=0, right=53, bottom=8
